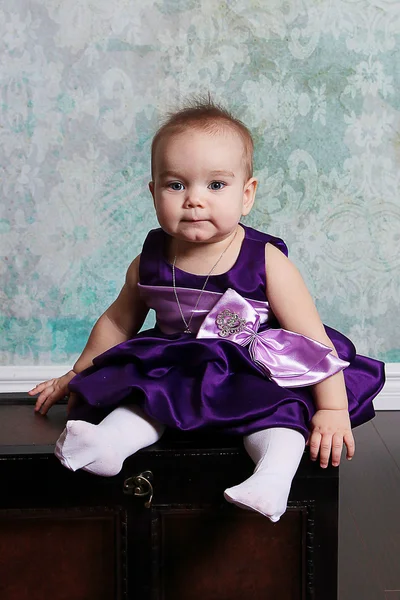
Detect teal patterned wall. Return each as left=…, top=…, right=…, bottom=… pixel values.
left=1, top=0, right=399, bottom=365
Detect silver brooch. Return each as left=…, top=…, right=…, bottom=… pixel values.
left=216, top=309, right=246, bottom=337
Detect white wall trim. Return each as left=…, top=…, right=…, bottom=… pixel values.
left=375, top=363, right=400, bottom=410
left=0, top=366, right=72, bottom=393
left=0, top=363, right=398, bottom=409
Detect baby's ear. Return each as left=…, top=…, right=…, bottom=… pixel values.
left=148, top=181, right=155, bottom=198
left=242, top=177, right=257, bottom=215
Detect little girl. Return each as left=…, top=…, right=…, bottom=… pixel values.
left=30, top=99, right=385, bottom=523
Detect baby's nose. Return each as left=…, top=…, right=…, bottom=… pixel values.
left=183, top=191, right=205, bottom=208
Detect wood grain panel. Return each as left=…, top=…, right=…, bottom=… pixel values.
left=0, top=510, right=119, bottom=600
left=153, top=508, right=305, bottom=600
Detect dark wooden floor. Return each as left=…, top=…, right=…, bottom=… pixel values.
left=339, top=411, right=400, bottom=600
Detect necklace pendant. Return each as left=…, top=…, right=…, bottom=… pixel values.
left=173, top=228, right=239, bottom=337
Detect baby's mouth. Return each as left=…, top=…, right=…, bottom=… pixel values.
left=182, top=218, right=208, bottom=222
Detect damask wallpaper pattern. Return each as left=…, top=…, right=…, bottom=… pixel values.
left=1, top=0, right=399, bottom=365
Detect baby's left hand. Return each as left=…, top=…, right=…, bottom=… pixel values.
left=307, top=409, right=355, bottom=468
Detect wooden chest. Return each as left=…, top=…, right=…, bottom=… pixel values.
left=0, top=396, right=338, bottom=600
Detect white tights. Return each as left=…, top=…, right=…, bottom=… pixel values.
left=55, top=410, right=304, bottom=522
left=55, top=405, right=165, bottom=476
left=224, top=427, right=305, bottom=522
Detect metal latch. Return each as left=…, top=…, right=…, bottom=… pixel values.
left=123, top=470, right=154, bottom=508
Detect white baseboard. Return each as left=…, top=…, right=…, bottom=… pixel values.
left=375, top=363, right=400, bottom=410
left=0, top=366, right=72, bottom=393
left=0, top=363, right=398, bottom=410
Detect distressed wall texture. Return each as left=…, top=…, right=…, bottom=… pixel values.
left=1, top=0, right=399, bottom=365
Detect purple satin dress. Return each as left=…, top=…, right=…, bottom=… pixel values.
left=69, top=225, right=385, bottom=440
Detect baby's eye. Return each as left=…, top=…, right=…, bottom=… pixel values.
left=208, top=181, right=225, bottom=191
left=168, top=182, right=184, bottom=191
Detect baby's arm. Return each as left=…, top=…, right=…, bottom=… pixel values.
left=72, top=255, right=148, bottom=372
left=264, top=243, right=355, bottom=468
left=29, top=255, right=149, bottom=415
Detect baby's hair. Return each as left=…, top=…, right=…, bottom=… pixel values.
left=151, top=95, right=254, bottom=180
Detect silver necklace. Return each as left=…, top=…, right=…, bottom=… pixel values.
left=172, top=228, right=238, bottom=334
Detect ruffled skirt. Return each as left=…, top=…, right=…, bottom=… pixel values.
left=68, top=324, right=385, bottom=441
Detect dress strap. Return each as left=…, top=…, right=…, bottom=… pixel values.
left=139, top=228, right=165, bottom=285
left=243, top=225, right=288, bottom=256
left=225, top=225, right=288, bottom=301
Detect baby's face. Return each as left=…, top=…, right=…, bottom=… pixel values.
left=149, top=127, right=256, bottom=244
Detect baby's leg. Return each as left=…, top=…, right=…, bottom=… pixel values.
left=224, top=427, right=305, bottom=522
left=55, top=405, right=165, bottom=477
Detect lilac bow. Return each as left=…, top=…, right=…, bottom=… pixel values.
left=196, top=288, right=349, bottom=388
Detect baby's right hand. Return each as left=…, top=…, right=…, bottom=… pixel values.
left=29, top=370, right=76, bottom=415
